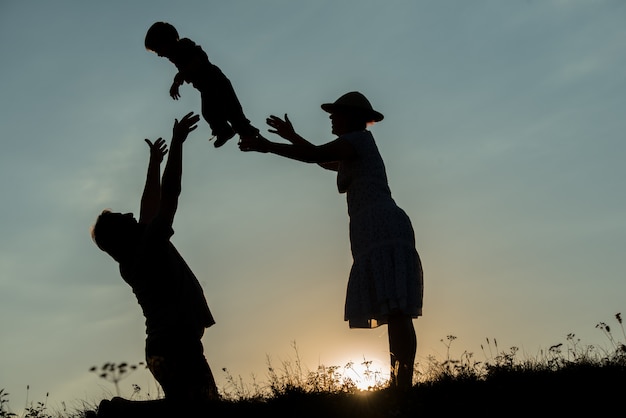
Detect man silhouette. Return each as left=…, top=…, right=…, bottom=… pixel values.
left=90, top=112, right=219, bottom=416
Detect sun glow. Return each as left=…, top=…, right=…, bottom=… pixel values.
left=333, top=356, right=390, bottom=391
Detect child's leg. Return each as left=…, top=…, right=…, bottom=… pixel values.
left=201, top=92, right=235, bottom=147
left=213, top=73, right=258, bottom=139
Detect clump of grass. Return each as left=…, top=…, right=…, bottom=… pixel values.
left=0, top=389, right=14, bottom=418
left=4, top=313, right=626, bottom=416
left=0, top=386, right=84, bottom=418
left=409, top=313, right=626, bottom=416
left=0, top=386, right=52, bottom=418
left=220, top=340, right=387, bottom=402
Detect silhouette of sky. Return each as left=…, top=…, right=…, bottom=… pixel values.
left=2, top=0, right=626, bottom=412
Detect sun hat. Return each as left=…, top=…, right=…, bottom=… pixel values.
left=321, top=91, right=384, bottom=122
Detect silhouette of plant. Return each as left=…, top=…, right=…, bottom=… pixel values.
left=88, top=362, right=145, bottom=397
left=0, top=389, right=16, bottom=418
left=22, top=397, right=50, bottom=418
left=342, top=358, right=386, bottom=390
left=221, top=367, right=264, bottom=401
left=596, top=312, right=626, bottom=364
left=0, top=387, right=54, bottom=418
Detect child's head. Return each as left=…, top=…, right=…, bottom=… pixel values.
left=145, top=21, right=179, bottom=56
left=91, top=209, right=139, bottom=263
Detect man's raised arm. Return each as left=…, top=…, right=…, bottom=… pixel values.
left=159, top=112, right=200, bottom=227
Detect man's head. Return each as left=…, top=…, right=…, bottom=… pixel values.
left=91, top=210, right=139, bottom=263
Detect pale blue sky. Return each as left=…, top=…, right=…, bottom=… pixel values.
left=2, top=0, right=626, bottom=412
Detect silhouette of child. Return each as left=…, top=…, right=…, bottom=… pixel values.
left=91, top=112, right=220, bottom=415
left=145, top=21, right=258, bottom=147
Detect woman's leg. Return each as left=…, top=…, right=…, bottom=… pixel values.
left=387, top=313, right=417, bottom=390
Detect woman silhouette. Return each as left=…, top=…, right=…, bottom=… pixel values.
left=239, top=91, right=424, bottom=390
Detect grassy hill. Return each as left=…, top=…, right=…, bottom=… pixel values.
left=3, top=314, right=625, bottom=417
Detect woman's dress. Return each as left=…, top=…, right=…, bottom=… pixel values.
left=337, top=130, right=423, bottom=328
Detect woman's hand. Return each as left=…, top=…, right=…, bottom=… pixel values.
left=266, top=114, right=297, bottom=142
left=239, top=134, right=270, bottom=153
left=145, top=137, right=168, bottom=162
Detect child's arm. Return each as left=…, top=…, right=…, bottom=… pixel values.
left=170, top=73, right=184, bottom=100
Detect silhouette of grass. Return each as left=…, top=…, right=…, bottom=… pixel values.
left=3, top=314, right=626, bottom=417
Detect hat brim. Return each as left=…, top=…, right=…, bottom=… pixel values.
left=321, top=103, right=384, bottom=122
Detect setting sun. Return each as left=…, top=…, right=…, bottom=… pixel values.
left=329, top=356, right=390, bottom=391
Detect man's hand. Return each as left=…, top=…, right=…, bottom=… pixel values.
left=172, top=112, right=200, bottom=143
left=144, top=137, right=168, bottom=162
